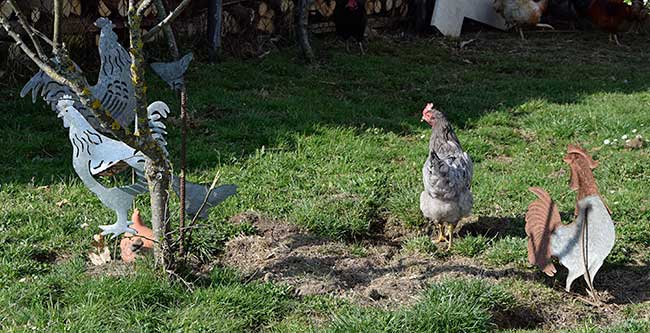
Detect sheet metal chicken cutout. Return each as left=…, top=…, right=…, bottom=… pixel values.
left=525, top=145, right=615, bottom=296
left=56, top=97, right=167, bottom=236
left=150, top=53, right=193, bottom=91
left=56, top=97, right=237, bottom=238
left=23, top=17, right=236, bottom=238
left=21, top=18, right=136, bottom=130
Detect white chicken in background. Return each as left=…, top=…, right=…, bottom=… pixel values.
left=420, top=103, right=473, bottom=250
left=493, top=0, right=554, bottom=40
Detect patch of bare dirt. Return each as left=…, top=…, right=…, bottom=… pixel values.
left=86, top=261, right=136, bottom=277
left=219, top=211, right=649, bottom=330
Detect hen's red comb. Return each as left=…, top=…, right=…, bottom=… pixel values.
left=422, top=103, right=434, bottom=115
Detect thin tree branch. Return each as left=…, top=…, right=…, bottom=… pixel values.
left=142, top=0, right=192, bottom=42
left=53, top=0, right=62, bottom=53
left=31, top=27, right=54, bottom=46
left=7, top=0, right=46, bottom=60
left=0, top=15, right=73, bottom=87
left=137, top=0, right=155, bottom=16
left=152, top=0, right=180, bottom=57
left=127, top=0, right=155, bottom=145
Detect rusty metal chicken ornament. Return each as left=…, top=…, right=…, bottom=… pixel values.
left=525, top=145, right=615, bottom=298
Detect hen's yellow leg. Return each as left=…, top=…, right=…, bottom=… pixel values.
left=435, top=223, right=446, bottom=243
left=446, top=223, right=455, bottom=251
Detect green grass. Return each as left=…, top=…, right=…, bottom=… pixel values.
left=452, top=235, right=490, bottom=258
left=328, top=278, right=516, bottom=333
left=1, top=31, right=650, bottom=331
left=402, top=235, right=438, bottom=255
left=483, top=236, right=528, bottom=268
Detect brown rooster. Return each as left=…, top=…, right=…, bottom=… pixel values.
left=494, top=0, right=554, bottom=40
left=525, top=145, right=615, bottom=297
left=570, top=0, right=637, bottom=45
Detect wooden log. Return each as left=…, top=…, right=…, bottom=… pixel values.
left=99, top=0, right=112, bottom=17
left=399, top=3, right=408, bottom=16
left=222, top=10, right=236, bottom=35
left=394, top=0, right=402, bottom=10
left=374, top=0, right=381, bottom=14
left=31, top=8, right=41, bottom=22
left=257, top=16, right=274, bottom=32
left=309, top=16, right=408, bottom=33
left=280, top=0, right=291, bottom=13
left=315, top=0, right=336, bottom=17
left=63, top=0, right=72, bottom=17
left=258, top=1, right=268, bottom=16
left=118, top=0, right=128, bottom=17
left=384, top=0, right=393, bottom=12
left=72, top=0, right=82, bottom=16
left=365, top=0, right=374, bottom=15
left=144, top=4, right=158, bottom=17
left=1, top=2, right=12, bottom=18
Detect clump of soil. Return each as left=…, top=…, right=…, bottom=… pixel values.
left=220, top=211, right=649, bottom=330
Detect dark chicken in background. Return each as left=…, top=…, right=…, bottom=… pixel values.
left=570, top=0, right=644, bottom=45
left=333, top=0, right=368, bottom=54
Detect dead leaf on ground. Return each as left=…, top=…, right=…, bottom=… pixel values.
left=89, top=233, right=112, bottom=266
left=624, top=136, right=645, bottom=150
left=88, top=247, right=112, bottom=266
left=56, top=199, right=70, bottom=208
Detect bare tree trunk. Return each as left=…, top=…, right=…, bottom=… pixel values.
left=145, top=158, right=173, bottom=269
left=295, top=0, right=314, bottom=63
left=153, top=0, right=188, bottom=259
left=207, top=0, right=223, bottom=62
left=128, top=0, right=174, bottom=270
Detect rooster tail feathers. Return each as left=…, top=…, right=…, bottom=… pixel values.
left=171, top=176, right=238, bottom=220
left=146, top=101, right=170, bottom=155
left=525, top=187, right=561, bottom=276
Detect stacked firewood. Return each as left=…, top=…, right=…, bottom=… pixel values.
left=2, top=0, right=413, bottom=40
left=307, top=0, right=409, bottom=22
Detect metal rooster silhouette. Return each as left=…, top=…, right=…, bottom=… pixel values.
left=56, top=97, right=236, bottom=237
left=525, top=145, right=615, bottom=297
left=21, top=17, right=236, bottom=238
left=21, top=18, right=135, bottom=130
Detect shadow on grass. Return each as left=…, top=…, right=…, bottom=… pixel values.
left=459, top=215, right=527, bottom=239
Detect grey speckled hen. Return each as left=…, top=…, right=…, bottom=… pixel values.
left=419, top=103, right=473, bottom=250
